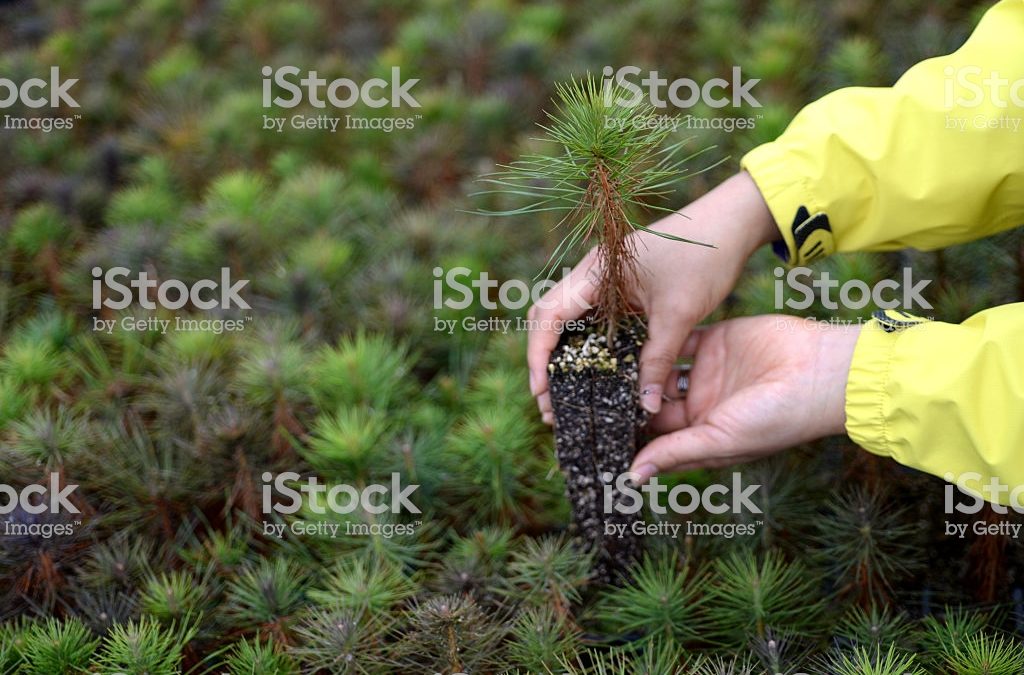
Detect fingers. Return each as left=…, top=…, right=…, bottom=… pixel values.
left=537, top=391, right=552, bottom=425
left=647, top=397, right=687, bottom=433
left=629, top=424, right=735, bottom=483
left=527, top=251, right=600, bottom=409
left=638, top=312, right=692, bottom=415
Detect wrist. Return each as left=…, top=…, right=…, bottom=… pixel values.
left=818, top=323, right=863, bottom=436
left=677, top=172, right=779, bottom=258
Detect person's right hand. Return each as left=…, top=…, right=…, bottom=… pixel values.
left=527, top=171, right=779, bottom=424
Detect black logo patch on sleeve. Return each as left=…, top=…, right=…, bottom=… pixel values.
left=791, top=205, right=834, bottom=265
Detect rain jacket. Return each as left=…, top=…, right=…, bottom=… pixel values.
left=741, top=0, right=1024, bottom=503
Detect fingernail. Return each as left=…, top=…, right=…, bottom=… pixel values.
left=641, top=385, right=662, bottom=414
left=529, top=371, right=538, bottom=396
left=542, top=412, right=553, bottom=425
left=631, top=463, right=658, bottom=485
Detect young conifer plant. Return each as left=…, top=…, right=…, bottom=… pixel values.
left=480, top=76, right=718, bottom=582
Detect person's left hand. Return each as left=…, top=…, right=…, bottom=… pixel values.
left=629, top=315, right=862, bottom=483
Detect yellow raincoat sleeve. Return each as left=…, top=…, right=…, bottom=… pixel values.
left=740, top=0, right=1024, bottom=499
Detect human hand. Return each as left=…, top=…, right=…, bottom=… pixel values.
left=628, top=315, right=862, bottom=483
left=527, top=171, right=778, bottom=423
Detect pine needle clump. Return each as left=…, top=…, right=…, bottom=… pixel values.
left=480, top=76, right=715, bottom=334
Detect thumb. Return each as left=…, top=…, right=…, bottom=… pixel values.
left=638, top=314, right=690, bottom=415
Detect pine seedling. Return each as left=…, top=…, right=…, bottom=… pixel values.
left=301, top=507, right=440, bottom=570
left=826, top=36, right=889, bottom=88
left=813, top=485, right=921, bottom=604
left=8, top=406, right=90, bottom=471
left=464, top=365, right=535, bottom=413
left=478, top=77, right=722, bottom=583
left=943, top=631, right=1024, bottom=675
left=91, top=417, right=208, bottom=539
left=309, top=331, right=414, bottom=413
left=77, top=532, right=154, bottom=589
left=93, top=616, right=198, bottom=675
left=445, top=406, right=542, bottom=525
left=270, top=166, right=350, bottom=235
left=434, top=527, right=515, bottom=605
left=555, top=639, right=688, bottom=675
left=824, top=644, right=925, bottom=675
left=687, top=653, right=758, bottom=675
left=139, top=570, right=211, bottom=623
left=106, top=184, right=181, bottom=227
left=507, top=605, right=582, bottom=672
left=225, top=636, right=297, bottom=675
left=18, top=618, right=99, bottom=675
left=447, top=526, right=516, bottom=575
left=0, top=618, right=32, bottom=674
left=718, top=455, right=820, bottom=554
left=203, top=171, right=269, bottom=224
left=0, top=378, right=30, bottom=432
left=393, top=594, right=506, bottom=674
left=290, top=609, right=385, bottom=674
left=223, top=558, right=308, bottom=644
left=68, top=586, right=138, bottom=634
left=503, top=535, right=592, bottom=614
left=917, top=606, right=989, bottom=666
left=478, top=76, right=712, bottom=333
left=71, top=331, right=149, bottom=412
left=178, top=516, right=251, bottom=574
left=9, top=203, right=70, bottom=297
left=12, top=307, right=75, bottom=351
left=1, top=337, right=67, bottom=396
left=834, top=603, right=914, bottom=650
left=303, top=408, right=391, bottom=485
left=307, top=556, right=416, bottom=617
left=705, top=550, right=826, bottom=648
left=138, top=357, right=223, bottom=442
left=234, top=331, right=310, bottom=456
left=595, top=549, right=705, bottom=646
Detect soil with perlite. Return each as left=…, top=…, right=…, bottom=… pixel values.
left=548, top=319, right=649, bottom=584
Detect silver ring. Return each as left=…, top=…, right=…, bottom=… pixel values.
left=663, top=364, right=691, bottom=401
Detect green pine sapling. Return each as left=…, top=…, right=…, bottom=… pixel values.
left=479, top=76, right=717, bottom=583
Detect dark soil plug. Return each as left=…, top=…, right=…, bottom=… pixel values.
left=548, top=319, right=649, bottom=584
